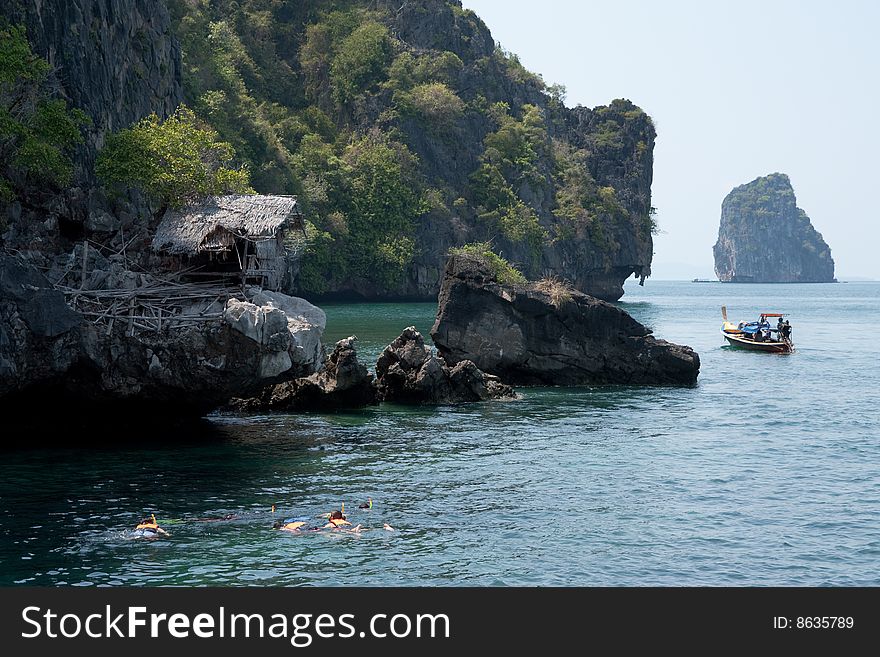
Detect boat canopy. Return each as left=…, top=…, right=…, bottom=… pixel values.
left=739, top=322, right=774, bottom=334
left=760, top=313, right=785, bottom=317
left=739, top=324, right=761, bottom=334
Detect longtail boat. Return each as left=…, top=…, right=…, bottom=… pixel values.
left=721, top=306, right=794, bottom=353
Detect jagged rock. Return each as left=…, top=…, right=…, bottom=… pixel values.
left=431, top=254, right=700, bottom=386
left=85, top=209, right=121, bottom=234
left=249, top=289, right=326, bottom=368
left=713, top=173, right=835, bottom=283
left=0, top=255, right=326, bottom=415
left=0, top=255, right=82, bottom=389
left=231, top=337, right=377, bottom=411
left=0, top=255, right=81, bottom=338
left=223, top=293, right=325, bottom=378
left=375, top=326, right=514, bottom=404
left=19, top=290, right=82, bottom=339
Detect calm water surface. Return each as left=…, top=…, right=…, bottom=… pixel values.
left=1, top=281, right=878, bottom=585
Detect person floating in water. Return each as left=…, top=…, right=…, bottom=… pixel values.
left=359, top=498, right=373, bottom=509
left=133, top=514, right=169, bottom=538
left=324, top=510, right=352, bottom=528
left=273, top=519, right=309, bottom=532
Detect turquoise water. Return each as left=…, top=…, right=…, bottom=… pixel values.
left=1, top=281, right=878, bottom=586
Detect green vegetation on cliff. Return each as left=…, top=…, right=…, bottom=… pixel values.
left=0, top=21, right=89, bottom=202
left=449, top=242, right=526, bottom=285
left=470, top=102, right=549, bottom=257
left=296, top=133, right=426, bottom=293
left=155, top=0, right=655, bottom=297
left=0, top=0, right=657, bottom=305
left=95, top=105, right=252, bottom=207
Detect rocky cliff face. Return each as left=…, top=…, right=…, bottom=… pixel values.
left=230, top=336, right=377, bottom=412
left=381, top=3, right=655, bottom=300
left=432, top=254, right=700, bottom=386
left=167, top=0, right=656, bottom=302
left=373, top=2, right=656, bottom=301
left=1, top=0, right=183, bottom=278
left=394, top=97, right=655, bottom=303
left=1, top=0, right=182, bottom=180
left=0, top=254, right=324, bottom=415
left=353, top=2, right=657, bottom=301
left=713, top=173, right=835, bottom=283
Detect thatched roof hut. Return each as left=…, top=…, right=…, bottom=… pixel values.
left=152, top=195, right=302, bottom=256
left=151, top=195, right=303, bottom=291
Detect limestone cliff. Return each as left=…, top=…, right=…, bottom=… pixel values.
left=1, top=0, right=182, bottom=180
left=1, top=0, right=183, bottom=272
left=713, top=173, right=835, bottom=283
left=168, top=0, right=656, bottom=301
left=386, top=2, right=656, bottom=302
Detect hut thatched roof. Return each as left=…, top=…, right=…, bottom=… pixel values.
left=152, top=195, right=302, bottom=255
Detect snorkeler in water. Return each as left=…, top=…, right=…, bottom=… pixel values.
left=324, top=510, right=352, bottom=528
left=133, top=514, right=169, bottom=538
left=273, top=519, right=309, bottom=532
left=273, top=501, right=394, bottom=533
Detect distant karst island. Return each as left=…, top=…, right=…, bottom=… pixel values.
left=713, top=173, right=835, bottom=283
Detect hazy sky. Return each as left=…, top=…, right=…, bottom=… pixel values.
left=462, top=0, right=879, bottom=279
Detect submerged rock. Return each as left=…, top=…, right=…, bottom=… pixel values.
left=431, top=254, right=700, bottom=386
left=231, top=337, right=377, bottom=412
left=713, top=173, right=835, bottom=283
left=376, top=326, right=514, bottom=404
left=0, top=254, right=325, bottom=415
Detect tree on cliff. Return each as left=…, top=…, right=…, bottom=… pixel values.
left=0, top=21, right=89, bottom=203
left=164, top=0, right=656, bottom=299
left=95, top=105, right=253, bottom=208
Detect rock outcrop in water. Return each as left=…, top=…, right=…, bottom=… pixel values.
left=713, top=173, right=835, bottom=283
left=431, top=254, right=700, bottom=386
left=230, top=336, right=378, bottom=412
left=0, top=254, right=324, bottom=414
left=376, top=326, right=514, bottom=404
left=231, top=327, right=514, bottom=410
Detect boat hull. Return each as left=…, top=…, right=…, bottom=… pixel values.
left=722, top=331, right=792, bottom=353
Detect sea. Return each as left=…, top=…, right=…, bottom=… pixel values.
left=1, top=280, right=878, bottom=586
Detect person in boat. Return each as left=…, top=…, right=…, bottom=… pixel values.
left=133, top=514, right=169, bottom=537
left=780, top=319, right=792, bottom=341
left=753, top=328, right=764, bottom=342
